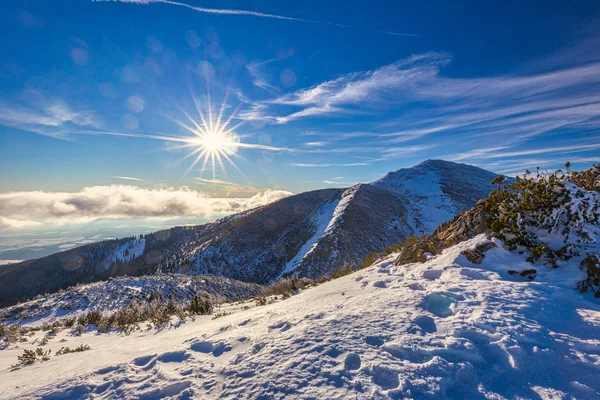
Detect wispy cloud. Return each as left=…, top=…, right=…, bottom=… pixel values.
left=110, top=176, right=147, bottom=182
left=289, top=162, right=370, bottom=167
left=323, top=176, right=353, bottom=185
left=241, top=46, right=600, bottom=171
left=0, top=216, right=42, bottom=230
left=246, top=59, right=282, bottom=94
left=0, top=185, right=292, bottom=228
left=0, top=98, right=101, bottom=139
left=95, top=0, right=418, bottom=36
left=241, top=53, right=451, bottom=123
left=194, top=177, right=263, bottom=194
left=304, top=141, right=327, bottom=147
left=450, top=142, right=600, bottom=160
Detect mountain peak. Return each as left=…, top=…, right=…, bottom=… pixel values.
left=372, top=161, right=498, bottom=233
left=413, top=159, right=463, bottom=168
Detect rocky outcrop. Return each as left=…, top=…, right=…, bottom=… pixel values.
left=394, top=200, right=491, bottom=266
left=431, top=200, right=490, bottom=247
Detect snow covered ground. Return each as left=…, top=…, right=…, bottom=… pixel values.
left=1, top=234, right=599, bottom=399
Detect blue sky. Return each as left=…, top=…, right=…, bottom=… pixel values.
left=1, top=0, right=600, bottom=237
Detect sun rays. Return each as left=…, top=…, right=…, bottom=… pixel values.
left=166, top=86, right=248, bottom=181
left=63, top=85, right=296, bottom=182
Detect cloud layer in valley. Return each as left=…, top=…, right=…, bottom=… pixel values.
left=0, top=185, right=292, bottom=229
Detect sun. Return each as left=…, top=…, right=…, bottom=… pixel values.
left=194, top=130, right=236, bottom=153
left=168, top=88, right=245, bottom=180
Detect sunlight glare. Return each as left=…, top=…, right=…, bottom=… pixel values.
left=174, top=87, right=244, bottom=180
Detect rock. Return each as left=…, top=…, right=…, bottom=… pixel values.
left=395, top=202, right=491, bottom=266
left=432, top=201, right=489, bottom=247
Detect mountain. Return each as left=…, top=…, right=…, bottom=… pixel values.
left=0, top=160, right=499, bottom=307
left=2, top=162, right=598, bottom=400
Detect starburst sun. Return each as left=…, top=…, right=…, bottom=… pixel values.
left=169, top=89, right=245, bottom=180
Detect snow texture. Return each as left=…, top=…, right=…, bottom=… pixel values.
left=2, top=234, right=599, bottom=399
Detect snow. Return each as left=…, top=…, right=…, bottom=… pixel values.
left=373, top=160, right=497, bottom=235
left=281, top=185, right=358, bottom=276
left=0, top=275, right=261, bottom=325
left=281, top=197, right=341, bottom=276
left=100, top=238, right=145, bottom=270
left=375, top=168, right=459, bottom=234
left=2, top=234, right=599, bottom=399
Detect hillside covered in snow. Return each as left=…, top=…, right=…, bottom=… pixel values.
left=1, top=163, right=599, bottom=399
left=0, top=274, right=261, bottom=324
left=0, top=160, right=499, bottom=307
left=1, top=233, right=598, bottom=399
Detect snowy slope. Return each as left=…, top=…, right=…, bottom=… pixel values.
left=373, top=159, right=498, bottom=234
left=0, top=275, right=261, bottom=324
left=2, top=234, right=599, bottom=399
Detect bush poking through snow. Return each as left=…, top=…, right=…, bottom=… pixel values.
left=17, top=348, right=51, bottom=366
left=55, top=344, right=91, bottom=356
left=578, top=255, right=600, bottom=294
left=330, top=265, right=354, bottom=279
left=188, top=294, right=214, bottom=315
left=78, top=309, right=103, bottom=327
left=486, top=163, right=600, bottom=296
left=0, top=323, right=29, bottom=344
left=259, top=277, right=312, bottom=298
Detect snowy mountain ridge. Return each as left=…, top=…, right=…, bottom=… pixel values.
left=0, top=160, right=499, bottom=307
left=373, top=159, right=499, bottom=234
left=2, top=164, right=599, bottom=399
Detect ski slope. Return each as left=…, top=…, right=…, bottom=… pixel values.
left=1, top=234, right=599, bottom=399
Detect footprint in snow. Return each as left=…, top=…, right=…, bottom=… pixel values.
left=157, top=350, right=190, bottom=363
left=137, top=380, right=193, bottom=399
left=132, top=354, right=156, bottom=369
left=413, top=315, right=437, bottom=333
left=407, top=282, right=425, bottom=291
left=373, top=280, right=387, bottom=288
left=268, top=321, right=292, bottom=332
left=365, top=335, right=385, bottom=347
left=369, top=364, right=400, bottom=390
left=422, top=292, right=457, bottom=318
left=460, top=269, right=490, bottom=280
left=344, top=353, right=361, bottom=370
left=189, top=340, right=232, bottom=357
left=383, top=345, right=433, bottom=364
left=422, top=269, right=443, bottom=280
